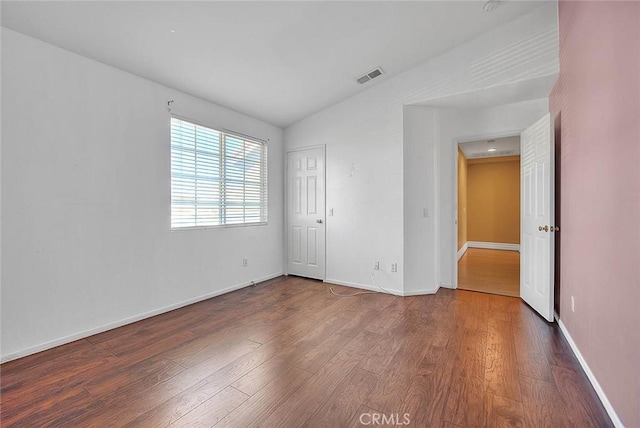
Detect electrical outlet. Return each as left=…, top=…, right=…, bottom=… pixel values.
left=329, top=208, right=334, bottom=216
left=391, top=263, right=398, bottom=273
left=423, top=208, right=429, bottom=218
left=571, top=296, right=575, bottom=312
left=242, top=258, right=248, bottom=268
left=374, top=261, right=380, bottom=270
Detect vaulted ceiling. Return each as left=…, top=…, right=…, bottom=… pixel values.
left=1, top=1, right=547, bottom=127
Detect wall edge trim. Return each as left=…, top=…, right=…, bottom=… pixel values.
left=324, top=278, right=403, bottom=296
left=0, top=272, right=283, bottom=363
left=557, top=318, right=625, bottom=428
left=457, top=242, right=469, bottom=261
left=467, top=241, right=520, bottom=252
left=324, top=278, right=438, bottom=297
left=403, top=287, right=440, bottom=296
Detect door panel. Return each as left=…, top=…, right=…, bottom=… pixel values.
left=291, top=226, right=302, bottom=264
left=287, top=148, right=325, bottom=279
left=293, top=178, right=302, bottom=214
left=307, top=177, right=317, bottom=214
left=307, top=228, right=318, bottom=266
left=520, top=113, right=555, bottom=321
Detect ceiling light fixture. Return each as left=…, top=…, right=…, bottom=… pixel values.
left=483, top=1, right=501, bottom=13
left=488, top=147, right=498, bottom=152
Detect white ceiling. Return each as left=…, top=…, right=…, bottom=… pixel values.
left=459, top=135, right=521, bottom=158
left=415, top=74, right=558, bottom=109
left=1, top=1, right=547, bottom=127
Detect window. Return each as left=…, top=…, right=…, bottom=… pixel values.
left=170, top=117, right=267, bottom=229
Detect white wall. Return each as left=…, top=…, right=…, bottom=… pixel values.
left=284, top=4, right=558, bottom=294
left=0, top=28, right=284, bottom=361
left=285, top=98, right=406, bottom=293
left=435, top=99, right=550, bottom=287
left=403, top=106, right=439, bottom=294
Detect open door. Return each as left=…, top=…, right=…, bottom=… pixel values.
left=520, top=113, right=556, bottom=322
left=287, top=147, right=326, bottom=280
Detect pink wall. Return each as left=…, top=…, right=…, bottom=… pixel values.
left=550, top=1, right=640, bottom=426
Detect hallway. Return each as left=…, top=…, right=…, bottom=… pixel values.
left=458, top=248, right=520, bottom=297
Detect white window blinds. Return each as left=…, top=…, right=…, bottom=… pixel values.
left=170, top=117, right=267, bottom=229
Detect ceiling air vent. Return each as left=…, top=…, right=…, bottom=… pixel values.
left=356, top=67, right=384, bottom=85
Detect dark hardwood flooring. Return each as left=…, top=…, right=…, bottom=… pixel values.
left=1, top=276, right=612, bottom=427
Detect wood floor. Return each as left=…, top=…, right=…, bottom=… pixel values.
left=1, top=276, right=611, bottom=427
left=458, top=248, right=520, bottom=297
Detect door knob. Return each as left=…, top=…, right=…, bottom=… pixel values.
left=316, top=219, right=323, bottom=224
left=538, top=225, right=549, bottom=232
left=551, top=226, right=560, bottom=232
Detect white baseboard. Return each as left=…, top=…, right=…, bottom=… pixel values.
left=0, top=272, right=283, bottom=363
left=557, top=319, right=625, bottom=428
left=324, top=278, right=403, bottom=296
left=457, top=242, right=469, bottom=261
left=467, top=241, right=520, bottom=252
left=323, top=278, right=438, bottom=297
left=403, top=287, right=439, bottom=296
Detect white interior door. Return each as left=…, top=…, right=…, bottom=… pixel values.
left=287, top=147, right=325, bottom=280
left=520, top=113, right=555, bottom=322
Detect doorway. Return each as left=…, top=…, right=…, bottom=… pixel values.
left=286, top=146, right=326, bottom=280
left=456, top=135, right=521, bottom=297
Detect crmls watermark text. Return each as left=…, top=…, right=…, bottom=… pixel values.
left=359, top=412, right=411, bottom=426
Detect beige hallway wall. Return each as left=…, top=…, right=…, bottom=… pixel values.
left=467, top=155, right=520, bottom=244
left=457, top=149, right=468, bottom=250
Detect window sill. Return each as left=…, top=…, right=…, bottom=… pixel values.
left=170, top=222, right=268, bottom=232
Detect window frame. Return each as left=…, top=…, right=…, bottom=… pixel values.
left=170, top=116, right=268, bottom=231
